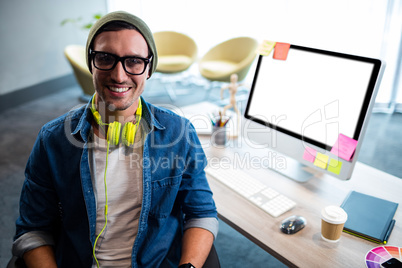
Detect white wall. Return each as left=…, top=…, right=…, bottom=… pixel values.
left=132, top=0, right=387, bottom=58
left=0, top=0, right=108, bottom=95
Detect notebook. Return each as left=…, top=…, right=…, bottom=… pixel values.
left=341, top=191, right=398, bottom=244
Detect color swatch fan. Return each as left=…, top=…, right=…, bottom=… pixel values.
left=365, top=246, right=402, bottom=267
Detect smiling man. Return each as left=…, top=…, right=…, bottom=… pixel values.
left=12, top=11, right=218, bottom=268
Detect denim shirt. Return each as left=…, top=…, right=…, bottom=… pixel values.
left=13, top=97, right=218, bottom=267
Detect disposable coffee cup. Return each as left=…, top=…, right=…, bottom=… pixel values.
left=212, top=125, right=227, bottom=146
left=321, top=205, right=348, bottom=242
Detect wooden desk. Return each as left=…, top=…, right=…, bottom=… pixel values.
left=200, top=136, right=402, bottom=268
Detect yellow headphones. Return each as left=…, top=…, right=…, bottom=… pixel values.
left=90, top=93, right=142, bottom=267
left=90, top=93, right=142, bottom=146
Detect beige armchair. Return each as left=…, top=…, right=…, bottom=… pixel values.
left=154, top=31, right=198, bottom=73
left=199, top=37, right=258, bottom=82
left=64, top=45, right=94, bottom=101
left=150, top=31, right=198, bottom=100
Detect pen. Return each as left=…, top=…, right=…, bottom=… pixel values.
left=223, top=116, right=231, bottom=126
left=208, top=113, right=216, bottom=126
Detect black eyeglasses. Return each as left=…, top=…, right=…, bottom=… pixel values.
left=90, top=50, right=152, bottom=75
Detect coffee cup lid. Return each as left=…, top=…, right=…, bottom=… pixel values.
left=321, top=206, right=348, bottom=224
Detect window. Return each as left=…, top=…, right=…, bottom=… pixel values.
left=108, top=0, right=401, bottom=112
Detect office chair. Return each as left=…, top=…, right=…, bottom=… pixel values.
left=6, top=256, right=25, bottom=268
left=151, top=31, right=198, bottom=100
left=198, top=36, right=258, bottom=82
left=203, top=244, right=221, bottom=268
left=64, top=44, right=95, bottom=102
left=198, top=37, right=258, bottom=100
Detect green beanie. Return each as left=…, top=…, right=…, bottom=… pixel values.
left=85, top=11, right=158, bottom=78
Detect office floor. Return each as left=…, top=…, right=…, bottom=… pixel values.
left=0, top=76, right=401, bottom=267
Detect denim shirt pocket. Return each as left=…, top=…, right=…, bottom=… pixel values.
left=149, top=174, right=182, bottom=219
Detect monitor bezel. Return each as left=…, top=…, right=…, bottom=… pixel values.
left=244, top=45, right=383, bottom=151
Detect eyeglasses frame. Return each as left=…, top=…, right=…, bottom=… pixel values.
left=90, top=50, right=153, bottom=75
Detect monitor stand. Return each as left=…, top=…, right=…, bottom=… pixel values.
left=268, top=154, right=319, bottom=183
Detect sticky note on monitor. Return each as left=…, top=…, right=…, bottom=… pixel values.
left=328, top=158, right=342, bottom=175
left=330, top=134, right=358, bottom=161
left=273, top=42, right=291, bottom=60
left=314, top=153, right=329, bottom=169
left=303, top=147, right=317, bottom=163
left=256, top=40, right=276, bottom=56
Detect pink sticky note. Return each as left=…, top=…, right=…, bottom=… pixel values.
left=330, top=134, right=358, bottom=161
left=303, top=147, right=317, bottom=163
left=273, top=42, right=291, bottom=60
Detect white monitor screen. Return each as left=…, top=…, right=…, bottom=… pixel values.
left=245, top=45, right=382, bottom=150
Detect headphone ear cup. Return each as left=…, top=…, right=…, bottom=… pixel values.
left=107, top=121, right=121, bottom=146
left=122, top=122, right=137, bottom=146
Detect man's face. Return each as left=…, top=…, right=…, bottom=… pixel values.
left=92, top=29, right=150, bottom=114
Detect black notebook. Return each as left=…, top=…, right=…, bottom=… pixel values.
left=341, top=191, right=398, bottom=244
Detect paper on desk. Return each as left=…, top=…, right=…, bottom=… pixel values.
left=171, top=102, right=238, bottom=136
left=330, top=133, right=358, bottom=161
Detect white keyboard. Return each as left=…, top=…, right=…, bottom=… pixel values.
left=205, top=165, right=296, bottom=217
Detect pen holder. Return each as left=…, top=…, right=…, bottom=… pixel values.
left=212, top=125, right=227, bottom=146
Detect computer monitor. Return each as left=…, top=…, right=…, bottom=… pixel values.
left=244, top=44, right=385, bottom=182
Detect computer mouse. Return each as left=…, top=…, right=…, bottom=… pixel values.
left=280, top=215, right=307, bottom=234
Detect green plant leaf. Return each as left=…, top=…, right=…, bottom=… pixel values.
left=82, top=23, right=93, bottom=30
left=61, top=14, right=100, bottom=30
left=94, top=13, right=103, bottom=20
left=60, top=18, right=75, bottom=26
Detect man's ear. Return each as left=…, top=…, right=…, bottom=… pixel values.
left=89, top=60, right=94, bottom=74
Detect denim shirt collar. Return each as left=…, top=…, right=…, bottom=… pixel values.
left=70, top=96, right=165, bottom=142
left=138, top=96, right=166, bottom=133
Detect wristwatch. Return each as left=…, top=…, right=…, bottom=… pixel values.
left=178, top=263, right=196, bottom=268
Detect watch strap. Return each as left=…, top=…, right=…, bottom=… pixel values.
left=178, top=263, right=195, bottom=268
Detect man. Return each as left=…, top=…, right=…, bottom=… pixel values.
left=12, top=11, right=218, bottom=268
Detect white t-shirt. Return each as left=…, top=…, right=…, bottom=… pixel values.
left=90, top=127, right=143, bottom=268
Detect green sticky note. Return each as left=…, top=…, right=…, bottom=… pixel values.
left=328, top=158, right=342, bottom=175
left=314, top=153, right=329, bottom=169
left=256, top=40, right=276, bottom=56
